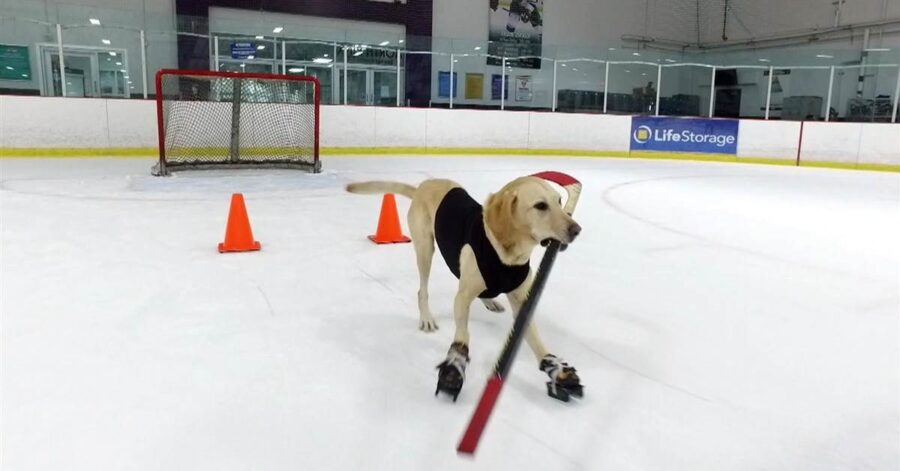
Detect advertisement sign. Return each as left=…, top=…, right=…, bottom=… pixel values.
left=230, top=42, right=256, bottom=59
left=491, top=74, right=509, bottom=100
left=0, top=45, right=30, bottom=81
left=438, top=71, right=458, bottom=98
left=515, top=75, right=532, bottom=101
left=488, top=0, right=543, bottom=69
left=631, top=117, right=739, bottom=154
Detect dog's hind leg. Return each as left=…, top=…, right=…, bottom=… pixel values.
left=409, top=202, right=438, bottom=332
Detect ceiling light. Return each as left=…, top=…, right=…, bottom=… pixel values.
left=257, top=45, right=265, bottom=50
left=272, top=26, right=283, bottom=33
left=561, top=63, right=567, bottom=67
left=816, top=54, right=833, bottom=58
left=89, top=18, right=100, bottom=25
left=379, top=41, right=390, bottom=46
left=758, top=58, right=770, bottom=62
left=255, top=35, right=264, bottom=40
left=632, top=52, right=641, bottom=56
left=109, top=51, right=116, bottom=56
left=453, top=59, right=459, bottom=63
left=288, top=67, right=305, bottom=73
left=665, top=59, right=676, bottom=63
left=609, top=47, right=616, bottom=51
left=353, top=50, right=364, bottom=57
left=641, top=73, right=647, bottom=76
left=474, top=46, right=481, bottom=51
left=115, top=61, right=122, bottom=65
left=4, top=66, right=12, bottom=70
left=247, top=55, right=255, bottom=59
left=324, top=53, right=329, bottom=57
left=625, top=69, right=631, bottom=73
left=101, top=39, right=111, bottom=45
left=21, top=74, right=28, bottom=78
left=864, top=47, right=891, bottom=52
left=313, top=57, right=333, bottom=64
left=399, top=39, right=405, bottom=44
left=572, top=67, right=578, bottom=71
left=119, top=69, right=126, bottom=73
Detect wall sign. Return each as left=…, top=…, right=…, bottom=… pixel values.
left=631, top=117, right=739, bottom=154
left=488, top=0, right=544, bottom=69
left=0, top=45, right=31, bottom=81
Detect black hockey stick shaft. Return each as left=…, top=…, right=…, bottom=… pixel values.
left=458, top=171, right=580, bottom=455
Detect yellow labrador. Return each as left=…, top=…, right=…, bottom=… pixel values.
left=346, top=176, right=581, bottom=399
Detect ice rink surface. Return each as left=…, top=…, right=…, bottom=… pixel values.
left=1, top=156, right=898, bottom=471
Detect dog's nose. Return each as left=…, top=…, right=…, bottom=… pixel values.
left=567, top=223, right=582, bottom=241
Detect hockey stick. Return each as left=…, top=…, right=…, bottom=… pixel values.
left=457, top=171, right=582, bottom=456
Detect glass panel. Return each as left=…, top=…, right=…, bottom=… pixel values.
left=217, top=61, right=271, bottom=74
left=772, top=68, right=830, bottom=121
left=832, top=65, right=899, bottom=122
left=607, top=62, right=658, bottom=115
left=282, top=64, right=334, bottom=105
left=556, top=60, right=605, bottom=114
left=51, top=53, right=94, bottom=97
left=659, top=65, right=710, bottom=117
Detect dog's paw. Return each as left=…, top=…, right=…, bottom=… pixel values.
left=419, top=318, right=439, bottom=332
left=481, top=298, right=506, bottom=313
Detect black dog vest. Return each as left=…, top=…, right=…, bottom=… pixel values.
left=434, top=188, right=530, bottom=299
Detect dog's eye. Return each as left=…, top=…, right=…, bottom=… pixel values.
left=534, top=202, right=548, bottom=211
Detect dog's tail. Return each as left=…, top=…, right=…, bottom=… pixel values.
left=345, top=181, right=417, bottom=199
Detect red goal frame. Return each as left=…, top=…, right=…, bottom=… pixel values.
left=154, top=69, right=320, bottom=175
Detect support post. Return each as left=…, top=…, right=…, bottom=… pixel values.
left=449, top=53, right=454, bottom=109
left=213, top=35, right=219, bottom=71
left=551, top=60, right=557, bottom=111
left=825, top=66, right=835, bottom=121
left=396, top=49, right=402, bottom=107
left=281, top=40, right=286, bottom=74
left=709, top=66, right=717, bottom=117
left=229, top=78, right=242, bottom=163
left=603, top=62, right=609, bottom=113
left=140, top=29, right=148, bottom=98
left=654, top=64, right=662, bottom=116
left=765, top=65, right=774, bottom=120
left=501, top=57, right=506, bottom=110
left=56, top=24, right=67, bottom=97
left=343, top=46, right=348, bottom=105
left=892, top=65, right=900, bottom=123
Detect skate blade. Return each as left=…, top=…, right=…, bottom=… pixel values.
left=546, top=382, right=584, bottom=402
left=435, top=385, right=461, bottom=402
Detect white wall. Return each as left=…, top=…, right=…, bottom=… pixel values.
left=1, top=96, right=897, bottom=169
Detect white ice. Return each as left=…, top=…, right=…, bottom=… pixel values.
left=1, top=156, right=898, bottom=471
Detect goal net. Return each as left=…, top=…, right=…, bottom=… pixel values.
left=153, top=69, right=320, bottom=175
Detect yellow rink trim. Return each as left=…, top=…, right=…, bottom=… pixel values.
left=1, top=146, right=898, bottom=172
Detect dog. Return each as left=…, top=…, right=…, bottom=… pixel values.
left=346, top=176, right=582, bottom=400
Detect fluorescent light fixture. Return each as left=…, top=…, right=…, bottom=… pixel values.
left=398, top=39, right=405, bottom=44
left=453, top=59, right=458, bottom=63
left=816, top=54, right=833, bottom=58
left=4, top=66, right=12, bottom=70
left=115, top=61, right=122, bottom=65
left=561, top=63, right=567, bottom=67
left=313, top=57, right=333, bottom=64
left=632, top=52, right=641, bottom=56
left=22, top=74, right=28, bottom=78
left=109, top=51, right=116, bottom=56
left=324, top=53, right=329, bottom=57
left=127, top=81, right=132, bottom=84
left=89, top=18, right=100, bottom=25
left=257, top=45, right=265, bottom=50
left=665, top=59, right=676, bottom=63
left=119, top=69, right=126, bottom=73
left=255, top=35, right=264, bottom=39
left=572, top=67, right=578, bottom=71
left=101, top=39, right=111, bottom=45
left=474, top=46, right=481, bottom=51
left=625, top=69, right=631, bottom=73
left=608, top=47, right=616, bottom=51
left=353, top=50, right=364, bottom=57
left=379, top=40, right=390, bottom=46
left=272, top=26, right=283, bottom=33
left=642, top=73, right=647, bottom=76
left=758, top=58, right=770, bottom=62
left=247, top=55, right=255, bottom=59
left=288, top=67, right=305, bottom=73
left=864, top=47, right=891, bottom=52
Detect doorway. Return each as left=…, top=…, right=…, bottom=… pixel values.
left=40, top=45, right=129, bottom=98
left=339, top=67, right=399, bottom=105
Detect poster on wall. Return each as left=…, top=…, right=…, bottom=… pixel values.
left=630, top=117, right=739, bottom=155
left=0, top=45, right=31, bottom=81
left=438, top=71, right=458, bottom=98
left=515, top=75, right=532, bottom=101
left=491, top=74, right=509, bottom=100
left=465, top=73, right=484, bottom=99
left=488, top=0, right=543, bottom=69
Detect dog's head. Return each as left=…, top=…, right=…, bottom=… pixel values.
left=484, top=177, right=581, bottom=251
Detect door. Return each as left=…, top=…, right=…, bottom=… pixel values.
left=373, top=70, right=398, bottom=106
left=45, top=51, right=94, bottom=97
left=340, top=68, right=368, bottom=105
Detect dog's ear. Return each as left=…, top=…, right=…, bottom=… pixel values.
left=484, top=190, right=518, bottom=250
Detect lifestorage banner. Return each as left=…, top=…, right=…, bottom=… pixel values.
left=488, top=0, right=543, bottom=69
left=630, top=117, right=739, bottom=154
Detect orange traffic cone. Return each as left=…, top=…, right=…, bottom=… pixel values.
left=368, top=193, right=411, bottom=244
left=218, top=193, right=262, bottom=253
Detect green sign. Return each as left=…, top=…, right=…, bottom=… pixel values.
left=0, top=45, right=31, bottom=81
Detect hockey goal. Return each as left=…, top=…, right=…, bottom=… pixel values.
left=153, top=69, right=320, bottom=175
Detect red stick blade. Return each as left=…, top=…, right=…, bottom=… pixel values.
left=457, top=376, right=505, bottom=455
